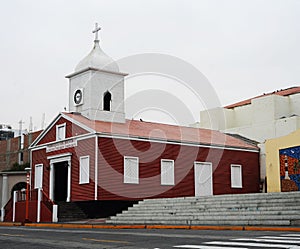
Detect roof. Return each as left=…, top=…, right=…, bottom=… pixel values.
left=225, top=86, right=300, bottom=109
left=62, top=112, right=258, bottom=151
left=226, top=133, right=259, bottom=147
left=75, top=40, right=119, bottom=73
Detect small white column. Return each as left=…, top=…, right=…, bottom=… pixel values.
left=67, top=159, right=71, bottom=202
left=37, top=188, right=42, bottom=223
left=49, top=163, right=54, bottom=200
left=1, top=174, right=8, bottom=209
left=52, top=205, right=58, bottom=223
left=12, top=191, right=17, bottom=222
left=1, top=208, right=5, bottom=222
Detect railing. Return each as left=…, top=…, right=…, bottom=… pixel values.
left=15, top=189, right=38, bottom=202
left=3, top=198, right=13, bottom=221
left=2, top=189, right=57, bottom=223
left=41, top=189, right=55, bottom=212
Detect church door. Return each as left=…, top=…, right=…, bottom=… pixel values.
left=54, top=161, right=68, bottom=202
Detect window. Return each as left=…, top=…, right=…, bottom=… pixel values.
left=161, top=159, right=175, bottom=185
left=34, top=164, right=43, bottom=189
left=124, top=156, right=139, bottom=184
left=103, top=91, right=111, bottom=111
left=79, top=156, right=90, bottom=184
left=231, top=164, right=242, bottom=188
left=56, top=123, right=66, bottom=141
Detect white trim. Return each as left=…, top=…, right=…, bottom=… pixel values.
left=160, top=159, right=175, bottom=186
left=124, top=156, right=139, bottom=184
left=48, top=154, right=72, bottom=202
left=97, top=134, right=259, bottom=153
left=65, top=67, right=128, bottom=78
left=231, top=164, right=243, bottom=188
left=56, top=123, right=66, bottom=141
left=37, top=188, right=42, bottom=223
left=67, top=158, right=71, bottom=202
left=47, top=153, right=72, bottom=162
left=29, top=149, right=32, bottom=191
left=49, top=163, right=54, bottom=201
left=12, top=191, right=17, bottom=222
left=94, top=136, right=98, bottom=200
left=79, top=156, right=90, bottom=184
left=31, top=133, right=95, bottom=151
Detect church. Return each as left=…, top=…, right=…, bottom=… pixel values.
left=4, top=25, right=260, bottom=222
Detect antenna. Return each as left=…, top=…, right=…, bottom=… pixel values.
left=18, top=120, right=24, bottom=136
left=29, top=116, right=33, bottom=132
left=41, top=113, right=45, bottom=130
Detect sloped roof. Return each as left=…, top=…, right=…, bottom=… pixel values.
left=63, top=112, right=258, bottom=151
left=225, top=86, right=300, bottom=109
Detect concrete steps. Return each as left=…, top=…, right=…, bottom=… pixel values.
left=57, top=201, right=88, bottom=222
left=106, top=192, right=300, bottom=226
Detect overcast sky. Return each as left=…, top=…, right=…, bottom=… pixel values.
left=1, top=0, right=300, bottom=131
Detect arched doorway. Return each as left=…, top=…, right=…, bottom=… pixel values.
left=11, top=182, right=27, bottom=197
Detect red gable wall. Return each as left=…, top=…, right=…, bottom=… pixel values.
left=36, top=117, right=89, bottom=146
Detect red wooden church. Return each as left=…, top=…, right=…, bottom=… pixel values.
left=3, top=26, right=260, bottom=222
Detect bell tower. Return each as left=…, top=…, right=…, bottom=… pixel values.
left=66, top=23, right=127, bottom=123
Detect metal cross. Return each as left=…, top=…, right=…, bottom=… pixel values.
left=92, top=23, right=101, bottom=41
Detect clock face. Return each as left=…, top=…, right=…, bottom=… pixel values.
left=74, top=89, right=83, bottom=105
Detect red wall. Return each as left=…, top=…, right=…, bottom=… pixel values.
left=97, top=137, right=260, bottom=200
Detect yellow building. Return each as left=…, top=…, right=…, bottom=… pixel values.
left=265, top=129, right=300, bottom=192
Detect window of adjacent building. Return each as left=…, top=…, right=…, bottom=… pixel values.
left=79, top=156, right=90, bottom=184
left=103, top=91, right=112, bottom=111
left=56, top=123, right=66, bottom=141
left=124, top=156, right=139, bottom=184
left=231, top=164, right=242, bottom=188
left=34, top=164, right=43, bottom=189
left=161, top=159, right=175, bottom=185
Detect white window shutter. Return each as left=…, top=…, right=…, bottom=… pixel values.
left=80, top=156, right=90, bottom=184
left=34, top=164, right=43, bottom=189
left=231, top=164, right=242, bottom=188
left=161, top=160, right=174, bottom=185
left=124, top=157, right=139, bottom=184
left=56, top=124, right=66, bottom=141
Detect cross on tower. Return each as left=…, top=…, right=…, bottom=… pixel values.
left=92, top=23, right=101, bottom=41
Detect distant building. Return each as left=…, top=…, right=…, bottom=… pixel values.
left=199, top=87, right=300, bottom=191
left=0, top=131, right=42, bottom=171
left=0, top=124, right=14, bottom=141
left=0, top=131, right=42, bottom=211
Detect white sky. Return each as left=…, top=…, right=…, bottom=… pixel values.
left=1, top=0, right=300, bottom=130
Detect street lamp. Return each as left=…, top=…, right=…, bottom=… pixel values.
left=24, top=167, right=31, bottom=223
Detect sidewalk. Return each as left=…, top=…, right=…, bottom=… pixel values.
left=1, top=219, right=300, bottom=232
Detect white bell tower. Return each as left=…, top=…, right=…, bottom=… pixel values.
left=66, top=23, right=127, bottom=123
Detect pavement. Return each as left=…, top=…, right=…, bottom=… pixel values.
left=1, top=219, right=300, bottom=232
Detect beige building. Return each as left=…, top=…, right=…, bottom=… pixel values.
left=199, top=86, right=300, bottom=189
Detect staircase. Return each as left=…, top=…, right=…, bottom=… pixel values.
left=57, top=202, right=88, bottom=222
left=106, top=192, right=300, bottom=226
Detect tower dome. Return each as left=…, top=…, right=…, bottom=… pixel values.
left=75, top=25, right=119, bottom=72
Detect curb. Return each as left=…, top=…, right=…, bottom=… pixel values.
left=1, top=222, right=300, bottom=232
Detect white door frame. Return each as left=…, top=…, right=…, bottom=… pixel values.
left=47, top=153, right=72, bottom=202
left=194, top=161, right=213, bottom=196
